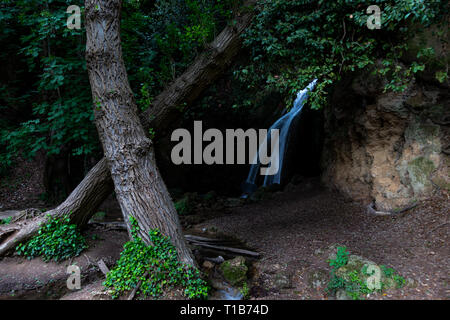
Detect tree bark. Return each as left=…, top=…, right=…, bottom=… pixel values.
left=0, top=0, right=257, bottom=257
left=84, top=0, right=194, bottom=265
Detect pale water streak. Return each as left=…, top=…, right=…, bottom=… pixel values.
left=242, top=79, right=317, bottom=194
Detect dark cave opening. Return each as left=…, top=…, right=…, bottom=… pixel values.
left=159, top=105, right=325, bottom=197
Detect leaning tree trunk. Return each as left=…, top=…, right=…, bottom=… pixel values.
left=0, top=158, right=113, bottom=255
left=84, top=0, right=194, bottom=265
left=0, top=0, right=257, bottom=256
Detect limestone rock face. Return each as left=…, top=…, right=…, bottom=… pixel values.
left=322, top=71, right=449, bottom=211
left=321, top=24, right=449, bottom=211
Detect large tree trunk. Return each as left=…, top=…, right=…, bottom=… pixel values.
left=84, top=0, right=194, bottom=265
left=0, top=0, right=257, bottom=257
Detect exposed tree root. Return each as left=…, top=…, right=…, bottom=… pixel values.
left=366, top=202, right=419, bottom=216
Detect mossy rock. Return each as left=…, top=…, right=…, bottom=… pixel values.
left=407, top=156, right=436, bottom=194
left=335, top=255, right=384, bottom=286
left=219, top=256, right=248, bottom=286
left=308, top=269, right=328, bottom=289
left=273, top=271, right=292, bottom=289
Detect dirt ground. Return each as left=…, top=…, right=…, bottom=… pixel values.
left=0, top=226, right=127, bottom=300
left=0, top=159, right=448, bottom=300
left=0, top=155, right=46, bottom=212
left=195, top=180, right=449, bottom=300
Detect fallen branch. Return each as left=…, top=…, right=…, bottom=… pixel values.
left=185, top=239, right=260, bottom=258
left=128, top=270, right=149, bottom=300
left=97, top=259, right=110, bottom=277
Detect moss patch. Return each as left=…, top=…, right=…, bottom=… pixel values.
left=174, top=193, right=199, bottom=215
left=407, top=156, right=436, bottom=194
left=220, top=256, right=248, bottom=286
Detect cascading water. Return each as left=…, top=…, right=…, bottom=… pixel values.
left=242, top=79, right=317, bottom=196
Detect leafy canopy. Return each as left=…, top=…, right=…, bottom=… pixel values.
left=0, top=0, right=237, bottom=173
left=235, top=0, right=448, bottom=110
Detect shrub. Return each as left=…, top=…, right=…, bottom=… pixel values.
left=103, top=216, right=209, bottom=299
left=236, top=0, right=448, bottom=110
left=15, top=214, right=88, bottom=262
left=0, top=217, right=12, bottom=225
left=326, top=246, right=406, bottom=299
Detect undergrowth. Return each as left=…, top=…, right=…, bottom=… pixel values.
left=103, top=216, right=209, bottom=299
left=15, top=214, right=88, bottom=262
left=326, top=246, right=406, bottom=300
left=0, top=217, right=12, bottom=225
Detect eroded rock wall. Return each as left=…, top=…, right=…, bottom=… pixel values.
left=322, top=74, right=449, bottom=211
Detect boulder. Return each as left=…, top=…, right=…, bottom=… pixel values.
left=308, top=269, right=328, bottom=289
left=219, top=256, right=248, bottom=286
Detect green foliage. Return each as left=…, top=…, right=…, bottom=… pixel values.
left=174, top=193, right=199, bottom=215
left=122, top=0, right=238, bottom=112
left=326, top=247, right=406, bottom=299
left=0, top=217, right=12, bottom=225
left=327, top=246, right=349, bottom=269
left=0, top=0, right=237, bottom=172
left=103, top=216, right=209, bottom=299
left=0, top=0, right=98, bottom=170
left=15, top=214, right=88, bottom=262
left=236, top=0, right=447, bottom=110
left=435, top=70, right=448, bottom=83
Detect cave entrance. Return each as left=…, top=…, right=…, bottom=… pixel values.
left=160, top=105, right=324, bottom=197
left=283, top=106, right=324, bottom=182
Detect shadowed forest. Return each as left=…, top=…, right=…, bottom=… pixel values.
left=0, top=0, right=448, bottom=302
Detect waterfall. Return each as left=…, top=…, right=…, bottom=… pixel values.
left=242, top=79, right=317, bottom=195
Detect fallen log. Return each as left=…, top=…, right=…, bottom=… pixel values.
left=185, top=239, right=260, bottom=258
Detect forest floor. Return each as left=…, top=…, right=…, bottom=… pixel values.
left=195, top=179, right=449, bottom=300
left=0, top=162, right=448, bottom=300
